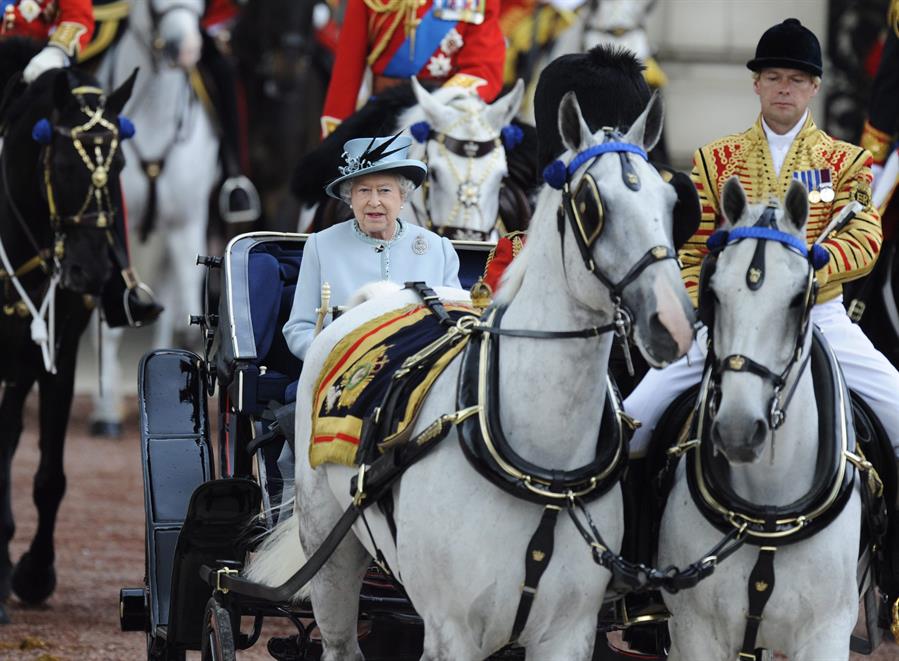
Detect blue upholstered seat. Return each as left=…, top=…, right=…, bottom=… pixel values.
left=245, top=245, right=303, bottom=412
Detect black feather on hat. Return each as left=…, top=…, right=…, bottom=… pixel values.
left=747, top=18, right=822, bottom=77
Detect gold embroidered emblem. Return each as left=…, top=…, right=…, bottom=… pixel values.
left=854, top=187, right=871, bottom=207
left=728, top=356, right=746, bottom=370
left=652, top=246, right=668, bottom=260
left=336, top=344, right=390, bottom=410
left=748, top=267, right=762, bottom=284
left=755, top=581, right=769, bottom=592
left=531, top=550, right=546, bottom=562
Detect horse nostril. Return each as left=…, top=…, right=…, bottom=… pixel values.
left=750, top=418, right=768, bottom=448
left=648, top=312, right=678, bottom=360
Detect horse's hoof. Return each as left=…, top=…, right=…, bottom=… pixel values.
left=89, top=420, right=123, bottom=438
left=11, top=552, right=56, bottom=605
left=0, top=601, right=9, bottom=625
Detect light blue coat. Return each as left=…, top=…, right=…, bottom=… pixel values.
left=283, top=219, right=462, bottom=361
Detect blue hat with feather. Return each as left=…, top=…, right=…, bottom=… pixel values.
left=325, top=134, right=427, bottom=200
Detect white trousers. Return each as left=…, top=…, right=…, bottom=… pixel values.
left=625, top=297, right=899, bottom=458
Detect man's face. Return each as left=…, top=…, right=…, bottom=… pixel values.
left=753, top=68, right=820, bottom=133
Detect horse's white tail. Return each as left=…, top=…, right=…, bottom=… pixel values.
left=242, top=511, right=310, bottom=603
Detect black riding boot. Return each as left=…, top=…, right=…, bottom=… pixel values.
left=200, top=31, right=261, bottom=224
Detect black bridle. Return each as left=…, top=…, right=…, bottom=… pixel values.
left=519, top=133, right=678, bottom=372
left=703, top=214, right=823, bottom=431
left=410, top=120, right=507, bottom=241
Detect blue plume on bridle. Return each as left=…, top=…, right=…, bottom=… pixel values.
left=409, top=120, right=524, bottom=151
left=543, top=142, right=649, bottom=190
left=707, top=226, right=830, bottom=270
left=32, top=115, right=136, bottom=144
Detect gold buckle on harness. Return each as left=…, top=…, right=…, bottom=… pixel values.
left=352, top=464, right=367, bottom=507
left=214, top=566, right=239, bottom=594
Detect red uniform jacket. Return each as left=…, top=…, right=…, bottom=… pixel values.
left=321, top=0, right=505, bottom=137
left=1, top=0, right=94, bottom=56
left=202, top=0, right=239, bottom=30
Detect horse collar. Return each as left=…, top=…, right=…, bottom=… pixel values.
left=456, top=306, right=628, bottom=505
left=686, top=329, right=859, bottom=546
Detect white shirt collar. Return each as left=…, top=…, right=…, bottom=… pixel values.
left=761, top=110, right=808, bottom=178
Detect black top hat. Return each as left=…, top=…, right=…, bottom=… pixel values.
left=747, top=18, right=823, bottom=77
left=533, top=46, right=651, bottom=171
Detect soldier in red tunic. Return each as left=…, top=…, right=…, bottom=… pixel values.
left=1, top=0, right=94, bottom=82
left=320, top=0, right=506, bottom=138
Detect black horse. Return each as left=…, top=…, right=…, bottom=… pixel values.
left=0, top=53, right=135, bottom=624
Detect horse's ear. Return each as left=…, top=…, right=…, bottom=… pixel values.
left=486, top=79, right=525, bottom=129
left=623, top=91, right=663, bottom=152
left=784, top=179, right=809, bottom=233
left=558, top=91, right=591, bottom=154
left=106, top=68, right=138, bottom=115
left=720, top=176, right=747, bottom=228
left=411, top=77, right=450, bottom=124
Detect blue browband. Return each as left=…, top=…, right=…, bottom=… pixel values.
left=567, top=142, right=649, bottom=173
left=707, top=226, right=830, bottom=270
left=543, top=142, right=649, bottom=190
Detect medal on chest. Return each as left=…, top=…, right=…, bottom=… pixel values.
left=792, top=168, right=834, bottom=204
left=433, top=0, right=485, bottom=25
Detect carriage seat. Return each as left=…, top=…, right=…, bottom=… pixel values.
left=241, top=244, right=303, bottom=413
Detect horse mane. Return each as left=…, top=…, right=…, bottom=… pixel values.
left=494, top=183, right=560, bottom=304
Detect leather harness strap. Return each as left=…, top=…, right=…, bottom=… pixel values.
left=739, top=547, right=777, bottom=661
left=510, top=505, right=561, bottom=642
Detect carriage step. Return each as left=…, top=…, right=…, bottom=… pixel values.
left=119, top=587, right=149, bottom=632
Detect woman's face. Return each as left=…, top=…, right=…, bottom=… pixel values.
left=351, top=174, right=404, bottom=240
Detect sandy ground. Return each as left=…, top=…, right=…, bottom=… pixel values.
left=0, top=393, right=896, bottom=660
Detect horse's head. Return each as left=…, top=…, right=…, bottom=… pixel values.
left=146, top=0, right=204, bottom=68
left=406, top=78, right=525, bottom=240
left=549, top=91, right=694, bottom=367
left=581, top=0, right=655, bottom=60
left=37, top=71, right=137, bottom=293
left=702, top=177, right=822, bottom=463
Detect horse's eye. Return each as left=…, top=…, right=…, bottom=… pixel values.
left=788, top=290, right=805, bottom=309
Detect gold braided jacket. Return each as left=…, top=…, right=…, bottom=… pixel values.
left=685, top=114, right=882, bottom=306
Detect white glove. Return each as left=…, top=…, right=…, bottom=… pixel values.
left=23, top=46, right=69, bottom=84
left=872, top=163, right=884, bottom=190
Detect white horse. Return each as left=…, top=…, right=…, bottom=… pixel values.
left=246, top=92, right=694, bottom=660
left=299, top=78, right=528, bottom=242
left=90, top=0, right=219, bottom=432
left=658, top=178, right=863, bottom=660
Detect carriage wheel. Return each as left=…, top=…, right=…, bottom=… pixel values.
left=201, top=597, right=236, bottom=661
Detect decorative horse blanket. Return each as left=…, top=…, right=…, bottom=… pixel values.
left=310, top=303, right=473, bottom=468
